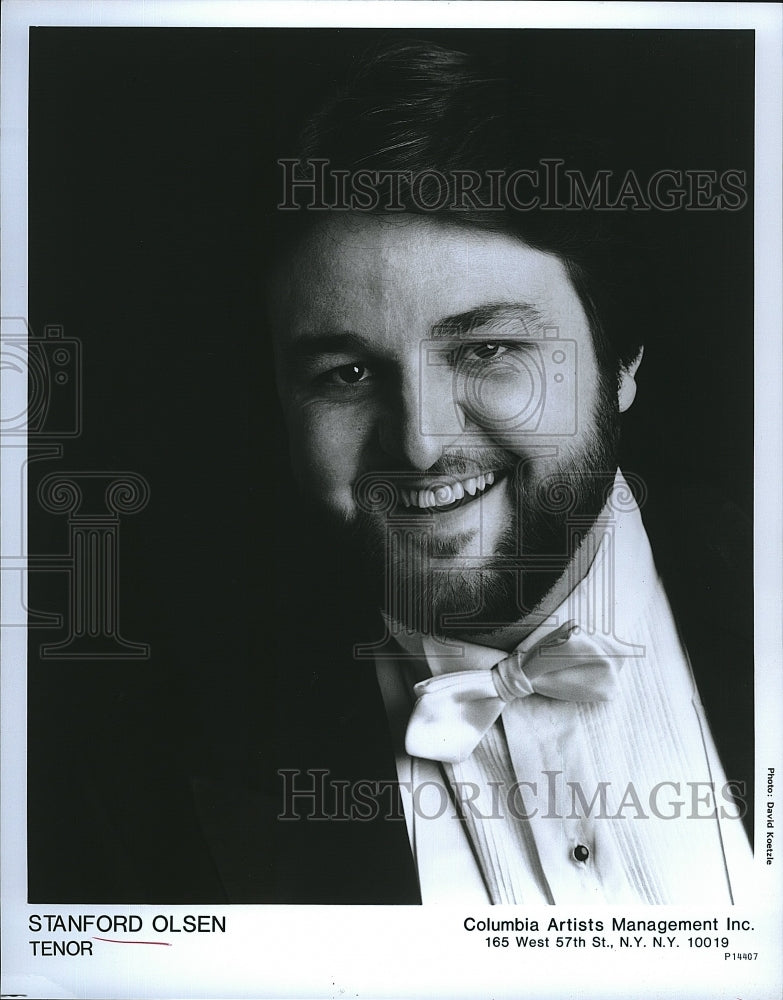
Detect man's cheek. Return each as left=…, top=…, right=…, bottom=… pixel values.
left=288, top=431, right=361, bottom=516
left=460, top=367, right=540, bottom=431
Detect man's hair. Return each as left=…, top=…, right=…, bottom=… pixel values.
left=273, top=40, right=657, bottom=375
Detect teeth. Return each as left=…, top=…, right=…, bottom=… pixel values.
left=401, top=472, right=498, bottom=508
left=433, top=484, right=454, bottom=506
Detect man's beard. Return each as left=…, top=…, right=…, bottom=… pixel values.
left=305, top=376, right=621, bottom=640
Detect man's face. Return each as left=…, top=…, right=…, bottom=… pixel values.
left=272, top=214, right=621, bottom=636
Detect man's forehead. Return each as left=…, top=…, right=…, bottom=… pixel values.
left=271, top=213, right=585, bottom=341
left=287, top=212, right=551, bottom=273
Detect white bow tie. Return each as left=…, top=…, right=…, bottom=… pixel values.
left=405, top=620, right=624, bottom=764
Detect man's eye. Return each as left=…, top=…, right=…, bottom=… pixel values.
left=325, top=363, right=371, bottom=385
left=460, top=342, right=511, bottom=362
left=472, top=342, right=506, bottom=360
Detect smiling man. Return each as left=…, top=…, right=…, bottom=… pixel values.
left=274, top=213, right=627, bottom=640
left=265, top=41, right=753, bottom=904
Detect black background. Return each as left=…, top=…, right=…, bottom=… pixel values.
left=26, top=28, right=754, bottom=900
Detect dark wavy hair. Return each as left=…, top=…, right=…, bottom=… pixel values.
left=272, top=40, right=656, bottom=375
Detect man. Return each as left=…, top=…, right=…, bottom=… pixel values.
left=23, top=32, right=753, bottom=907
left=260, top=41, right=753, bottom=904
left=20, top=30, right=754, bottom=908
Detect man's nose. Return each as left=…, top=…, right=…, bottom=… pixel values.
left=378, top=363, right=465, bottom=471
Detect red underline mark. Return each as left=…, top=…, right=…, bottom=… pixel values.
left=92, top=936, right=172, bottom=947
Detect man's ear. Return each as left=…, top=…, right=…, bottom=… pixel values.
left=618, top=346, right=644, bottom=414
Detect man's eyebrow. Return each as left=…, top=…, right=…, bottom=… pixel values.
left=280, top=302, right=547, bottom=363
left=281, top=331, right=374, bottom=363
left=430, top=302, right=546, bottom=339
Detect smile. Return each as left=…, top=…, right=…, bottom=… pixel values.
left=398, top=471, right=502, bottom=513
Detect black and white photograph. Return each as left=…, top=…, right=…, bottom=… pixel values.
left=1, top=2, right=781, bottom=998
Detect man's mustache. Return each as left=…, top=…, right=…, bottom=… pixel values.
left=372, top=448, right=518, bottom=480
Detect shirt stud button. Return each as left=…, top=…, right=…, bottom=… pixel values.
left=573, top=844, right=590, bottom=863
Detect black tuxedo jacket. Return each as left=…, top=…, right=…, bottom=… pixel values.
left=28, top=482, right=753, bottom=904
